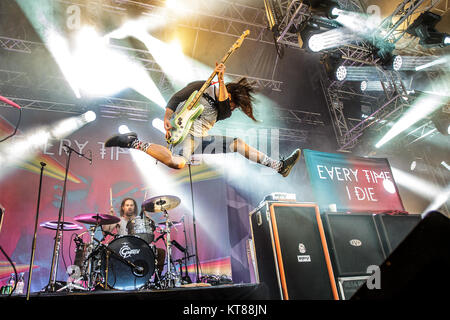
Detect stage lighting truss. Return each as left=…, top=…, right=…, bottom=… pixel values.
left=320, top=59, right=413, bottom=152
left=376, top=0, right=449, bottom=53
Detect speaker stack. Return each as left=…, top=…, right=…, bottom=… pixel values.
left=249, top=201, right=339, bottom=300
left=249, top=198, right=436, bottom=300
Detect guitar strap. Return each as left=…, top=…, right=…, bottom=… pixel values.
left=201, top=86, right=217, bottom=109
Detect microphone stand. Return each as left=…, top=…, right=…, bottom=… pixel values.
left=188, top=162, right=200, bottom=283
left=45, top=145, right=92, bottom=292
left=26, top=162, right=46, bottom=300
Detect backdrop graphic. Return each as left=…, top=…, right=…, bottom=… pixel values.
left=0, top=108, right=237, bottom=292
left=304, top=149, right=405, bottom=213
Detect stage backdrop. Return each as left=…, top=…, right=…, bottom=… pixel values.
left=304, top=149, right=405, bottom=213
left=0, top=107, right=241, bottom=292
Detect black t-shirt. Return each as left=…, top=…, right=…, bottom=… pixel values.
left=166, top=81, right=232, bottom=121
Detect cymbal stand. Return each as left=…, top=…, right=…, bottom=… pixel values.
left=162, top=209, right=177, bottom=288
left=85, top=222, right=100, bottom=289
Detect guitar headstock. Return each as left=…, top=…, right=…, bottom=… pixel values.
left=231, top=30, right=250, bottom=52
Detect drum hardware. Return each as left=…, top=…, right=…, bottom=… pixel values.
left=40, top=220, right=84, bottom=293
left=27, top=161, right=46, bottom=300
left=39, top=221, right=86, bottom=293
left=74, top=213, right=120, bottom=289
left=56, top=265, right=86, bottom=292
left=142, top=195, right=183, bottom=289
left=161, top=208, right=178, bottom=288
left=45, top=144, right=91, bottom=293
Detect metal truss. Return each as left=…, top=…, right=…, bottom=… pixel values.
left=378, top=0, right=450, bottom=55
left=316, top=0, right=449, bottom=152
left=401, top=120, right=439, bottom=146
left=0, top=96, right=82, bottom=114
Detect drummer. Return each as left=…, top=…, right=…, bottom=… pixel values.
left=102, top=197, right=166, bottom=279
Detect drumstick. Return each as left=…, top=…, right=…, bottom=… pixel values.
left=109, top=188, right=113, bottom=207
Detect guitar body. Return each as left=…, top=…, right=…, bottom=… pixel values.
left=167, top=90, right=204, bottom=146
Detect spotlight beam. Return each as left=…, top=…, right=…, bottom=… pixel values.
left=375, top=94, right=448, bottom=148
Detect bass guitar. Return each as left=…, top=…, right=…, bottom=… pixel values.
left=166, top=29, right=250, bottom=147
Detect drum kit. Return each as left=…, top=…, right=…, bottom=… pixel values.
left=41, top=195, right=190, bottom=292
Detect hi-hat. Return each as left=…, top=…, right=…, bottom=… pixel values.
left=142, top=195, right=180, bottom=213
left=40, top=221, right=83, bottom=231
left=74, top=213, right=120, bottom=225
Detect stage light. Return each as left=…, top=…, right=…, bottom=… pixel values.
left=360, top=81, right=368, bottom=91
left=152, top=118, right=165, bottom=134
left=391, top=55, right=449, bottom=71
left=406, top=11, right=450, bottom=48
left=0, top=114, right=92, bottom=179
left=307, top=28, right=359, bottom=52
left=82, top=111, right=96, bottom=123
left=45, top=26, right=166, bottom=107
left=338, top=66, right=388, bottom=82
left=329, top=7, right=341, bottom=19
left=109, top=23, right=212, bottom=90
left=118, top=125, right=131, bottom=134
left=392, top=55, right=402, bottom=71
left=424, top=185, right=450, bottom=214
left=391, top=167, right=441, bottom=200
left=383, top=179, right=396, bottom=194
left=445, top=36, right=450, bottom=45
left=431, top=107, right=450, bottom=136
left=441, top=161, right=450, bottom=172
left=415, top=57, right=448, bottom=71
left=376, top=94, right=446, bottom=148
left=335, top=65, right=347, bottom=81
left=166, top=0, right=178, bottom=9
left=410, top=160, right=417, bottom=171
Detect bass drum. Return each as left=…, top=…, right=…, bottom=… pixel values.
left=102, top=236, right=155, bottom=290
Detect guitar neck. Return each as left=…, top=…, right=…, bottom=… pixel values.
left=187, top=48, right=235, bottom=110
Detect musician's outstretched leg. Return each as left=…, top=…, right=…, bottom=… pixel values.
left=104, top=132, right=185, bottom=169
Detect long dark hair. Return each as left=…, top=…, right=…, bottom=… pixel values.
left=226, top=78, right=258, bottom=122
left=120, top=197, right=138, bottom=217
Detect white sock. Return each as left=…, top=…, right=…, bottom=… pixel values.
left=260, top=155, right=282, bottom=172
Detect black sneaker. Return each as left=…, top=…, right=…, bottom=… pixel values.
left=105, top=132, right=138, bottom=148
left=278, top=148, right=301, bottom=177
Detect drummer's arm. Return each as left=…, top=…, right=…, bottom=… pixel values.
left=101, top=222, right=118, bottom=234
left=102, top=206, right=118, bottom=234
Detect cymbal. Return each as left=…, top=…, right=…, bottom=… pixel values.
left=74, top=213, right=120, bottom=225
left=142, top=195, right=181, bottom=213
left=40, top=221, right=83, bottom=231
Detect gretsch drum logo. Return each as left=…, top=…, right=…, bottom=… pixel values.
left=119, top=244, right=140, bottom=258
left=349, top=239, right=362, bottom=247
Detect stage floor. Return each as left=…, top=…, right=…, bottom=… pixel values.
left=1, top=283, right=270, bottom=301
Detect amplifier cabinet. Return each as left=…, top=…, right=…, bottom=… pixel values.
left=249, top=201, right=339, bottom=300
left=323, top=213, right=386, bottom=277
left=374, top=214, right=422, bottom=256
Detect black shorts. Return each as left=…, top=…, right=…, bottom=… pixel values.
left=172, top=134, right=238, bottom=160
